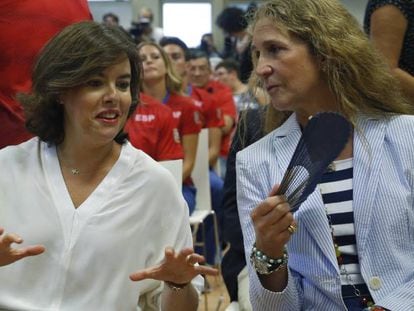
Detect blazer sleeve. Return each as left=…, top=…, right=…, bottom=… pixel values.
left=236, top=144, right=303, bottom=310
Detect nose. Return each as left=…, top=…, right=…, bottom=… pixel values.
left=103, top=84, right=119, bottom=103
left=193, top=68, right=202, bottom=76
left=255, top=57, right=273, bottom=79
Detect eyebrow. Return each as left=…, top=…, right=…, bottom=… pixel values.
left=251, top=39, right=286, bottom=52
left=118, top=74, right=132, bottom=79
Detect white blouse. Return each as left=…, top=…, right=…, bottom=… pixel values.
left=0, top=138, right=193, bottom=310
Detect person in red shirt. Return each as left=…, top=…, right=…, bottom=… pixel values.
left=137, top=42, right=202, bottom=214
left=0, top=0, right=92, bottom=149
left=125, top=93, right=183, bottom=161
left=160, top=38, right=228, bottom=265
left=160, top=37, right=224, bottom=169
left=187, top=49, right=237, bottom=177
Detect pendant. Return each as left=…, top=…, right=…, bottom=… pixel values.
left=71, top=168, right=80, bottom=175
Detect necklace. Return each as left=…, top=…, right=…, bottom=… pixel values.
left=319, top=160, right=379, bottom=310
left=70, top=168, right=80, bottom=175
left=325, top=206, right=375, bottom=308
left=57, top=146, right=118, bottom=177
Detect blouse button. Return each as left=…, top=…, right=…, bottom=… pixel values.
left=368, top=276, right=382, bottom=290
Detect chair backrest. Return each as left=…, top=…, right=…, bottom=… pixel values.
left=191, top=128, right=212, bottom=211
left=159, top=159, right=183, bottom=187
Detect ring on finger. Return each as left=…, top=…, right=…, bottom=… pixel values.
left=185, top=254, right=196, bottom=267
left=287, top=223, right=298, bottom=234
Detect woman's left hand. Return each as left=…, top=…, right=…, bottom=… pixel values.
left=129, top=247, right=218, bottom=285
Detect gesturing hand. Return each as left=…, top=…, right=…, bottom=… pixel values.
left=129, top=247, right=218, bottom=285
left=0, top=227, right=45, bottom=267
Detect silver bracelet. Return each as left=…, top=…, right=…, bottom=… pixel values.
left=164, top=281, right=189, bottom=292
left=250, top=243, right=288, bottom=275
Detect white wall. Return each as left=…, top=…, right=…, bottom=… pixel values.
left=87, top=0, right=369, bottom=48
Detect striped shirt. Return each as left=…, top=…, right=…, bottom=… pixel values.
left=319, top=158, right=370, bottom=298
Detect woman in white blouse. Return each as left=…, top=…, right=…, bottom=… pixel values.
left=0, top=21, right=216, bottom=311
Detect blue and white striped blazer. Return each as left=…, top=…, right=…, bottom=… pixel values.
left=236, top=113, right=414, bottom=310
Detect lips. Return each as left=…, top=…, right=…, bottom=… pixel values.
left=96, top=110, right=120, bottom=120
left=144, top=66, right=157, bottom=72
left=266, top=84, right=279, bottom=92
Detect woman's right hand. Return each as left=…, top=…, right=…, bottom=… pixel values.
left=0, top=227, right=45, bottom=267
left=250, top=185, right=295, bottom=258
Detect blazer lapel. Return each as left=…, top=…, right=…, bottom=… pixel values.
left=353, top=116, right=386, bottom=258
left=272, top=114, right=302, bottom=181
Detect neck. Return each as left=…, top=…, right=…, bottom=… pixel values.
left=57, top=139, right=120, bottom=177
left=181, top=75, right=189, bottom=93
left=295, top=84, right=338, bottom=128
left=142, top=80, right=167, bottom=102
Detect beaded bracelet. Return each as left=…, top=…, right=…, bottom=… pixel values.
left=250, top=243, right=288, bottom=275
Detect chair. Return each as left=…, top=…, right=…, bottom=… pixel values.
left=159, top=159, right=183, bottom=187
left=190, top=128, right=222, bottom=310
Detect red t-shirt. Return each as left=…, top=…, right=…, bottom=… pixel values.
left=125, top=93, right=183, bottom=161
left=165, top=93, right=202, bottom=136
left=0, top=0, right=92, bottom=149
left=202, top=80, right=237, bottom=157
left=189, top=85, right=224, bottom=129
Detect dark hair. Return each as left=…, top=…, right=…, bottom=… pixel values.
left=103, top=12, right=119, bottom=24
left=159, top=36, right=189, bottom=60
left=18, top=21, right=140, bottom=145
left=215, top=59, right=241, bottom=79
left=216, top=7, right=247, bottom=34
left=187, top=48, right=210, bottom=64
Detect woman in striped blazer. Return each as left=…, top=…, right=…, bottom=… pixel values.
left=236, top=0, right=414, bottom=310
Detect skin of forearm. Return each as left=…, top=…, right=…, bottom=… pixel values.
left=161, top=284, right=199, bottom=311
left=208, top=127, right=221, bottom=167
left=182, top=134, right=198, bottom=180
left=208, top=147, right=219, bottom=167
left=221, top=115, right=235, bottom=135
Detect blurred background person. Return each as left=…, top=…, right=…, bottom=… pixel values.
left=137, top=42, right=202, bottom=215
left=125, top=92, right=184, bottom=162
left=215, top=59, right=267, bottom=115
left=199, top=33, right=223, bottom=71
left=187, top=49, right=237, bottom=179
left=102, top=12, right=120, bottom=27
left=130, top=6, right=164, bottom=44
left=161, top=36, right=225, bottom=266
left=0, top=0, right=92, bottom=149
left=160, top=37, right=223, bottom=170
left=216, top=5, right=254, bottom=84
left=364, top=0, right=414, bottom=103
left=199, top=33, right=222, bottom=59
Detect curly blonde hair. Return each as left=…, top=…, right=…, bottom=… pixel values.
left=137, top=42, right=183, bottom=94
left=247, top=0, right=413, bottom=134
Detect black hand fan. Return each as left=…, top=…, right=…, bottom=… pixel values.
left=276, top=112, right=351, bottom=213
